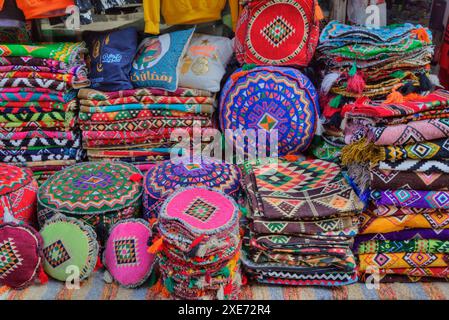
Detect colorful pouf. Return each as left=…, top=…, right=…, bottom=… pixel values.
left=0, top=223, right=43, bottom=289
left=219, top=66, right=320, bottom=156
left=235, top=0, right=321, bottom=66
left=40, top=215, right=99, bottom=282
left=0, top=163, right=38, bottom=225
left=155, top=187, right=242, bottom=300
left=143, top=158, right=242, bottom=219
left=103, top=219, right=156, bottom=288
left=37, top=161, right=143, bottom=233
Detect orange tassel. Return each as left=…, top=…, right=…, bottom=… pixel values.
left=148, top=237, right=164, bottom=254
left=151, top=279, right=164, bottom=292
left=284, top=154, right=299, bottom=162
left=412, top=28, right=431, bottom=44
left=148, top=218, right=158, bottom=227
left=161, top=286, right=171, bottom=298
left=231, top=71, right=248, bottom=82
left=404, top=92, right=423, bottom=101
left=0, top=285, right=9, bottom=295
left=314, top=1, right=324, bottom=21
left=38, top=267, right=48, bottom=284
left=384, top=85, right=405, bottom=104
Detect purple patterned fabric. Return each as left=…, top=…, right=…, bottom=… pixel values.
left=372, top=189, right=449, bottom=209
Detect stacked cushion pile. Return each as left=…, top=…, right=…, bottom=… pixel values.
left=241, top=159, right=364, bottom=286
left=143, top=157, right=242, bottom=219
left=156, top=187, right=241, bottom=299
left=78, top=87, right=217, bottom=170
left=37, top=161, right=143, bottom=240
left=0, top=42, right=89, bottom=183
left=313, top=22, right=434, bottom=160
left=342, top=89, right=449, bottom=282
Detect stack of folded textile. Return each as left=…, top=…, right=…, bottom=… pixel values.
left=78, top=87, right=217, bottom=171
left=0, top=42, right=89, bottom=183
left=155, top=187, right=241, bottom=300
left=241, top=159, right=364, bottom=286
left=314, top=21, right=434, bottom=154
left=342, top=89, right=449, bottom=282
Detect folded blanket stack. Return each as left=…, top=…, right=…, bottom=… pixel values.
left=342, top=89, right=449, bottom=282
left=78, top=88, right=217, bottom=171
left=314, top=21, right=434, bottom=156
left=155, top=187, right=242, bottom=300
left=0, top=43, right=89, bottom=183
left=241, top=159, right=364, bottom=286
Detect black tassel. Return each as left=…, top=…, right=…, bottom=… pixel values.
left=96, top=221, right=108, bottom=245
left=418, top=72, right=433, bottom=92
left=398, top=81, right=417, bottom=95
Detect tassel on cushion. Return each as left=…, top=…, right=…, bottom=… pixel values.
left=38, top=267, right=48, bottom=284
left=347, top=71, right=366, bottom=94
left=314, top=1, right=324, bottom=21
left=321, top=72, right=341, bottom=95
left=148, top=237, right=164, bottom=254
left=329, top=95, right=342, bottom=108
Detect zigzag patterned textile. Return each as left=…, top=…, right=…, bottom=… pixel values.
left=241, top=159, right=363, bottom=286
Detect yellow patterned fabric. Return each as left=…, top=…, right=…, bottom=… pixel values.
left=359, top=212, right=449, bottom=234
left=359, top=252, right=449, bottom=271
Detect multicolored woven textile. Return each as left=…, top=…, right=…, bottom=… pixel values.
left=371, top=190, right=449, bottom=209
left=370, top=168, right=449, bottom=191
left=0, top=43, right=87, bottom=64
left=220, top=66, right=320, bottom=156
left=0, top=163, right=37, bottom=225
left=318, top=21, right=435, bottom=132
left=244, top=159, right=364, bottom=219
left=358, top=239, right=449, bottom=254
left=0, top=223, right=43, bottom=289
left=242, top=158, right=362, bottom=286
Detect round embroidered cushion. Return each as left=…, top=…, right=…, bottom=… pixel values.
left=40, top=215, right=99, bottom=282
left=103, top=219, right=156, bottom=288
left=143, top=158, right=241, bottom=219
left=37, top=161, right=143, bottom=232
left=219, top=66, right=320, bottom=156
left=0, top=223, right=43, bottom=289
left=159, top=187, right=239, bottom=238
left=235, top=0, right=320, bottom=66
left=0, top=163, right=38, bottom=225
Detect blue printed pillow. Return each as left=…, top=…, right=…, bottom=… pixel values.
left=130, top=28, right=195, bottom=92
left=84, top=27, right=138, bottom=91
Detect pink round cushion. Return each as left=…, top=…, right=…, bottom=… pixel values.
left=103, top=219, right=155, bottom=288
left=161, top=187, right=238, bottom=233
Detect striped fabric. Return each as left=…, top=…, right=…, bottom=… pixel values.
left=1, top=271, right=449, bottom=300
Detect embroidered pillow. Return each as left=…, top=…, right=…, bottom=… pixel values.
left=219, top=66, right=320, bottom=156
left=103, top=219, right=156, bottom=288
left=40, top=215, right=99, bottom=282
left=179, top=34, right=233, bottom=92
left=84, top=27, right=138, bottom=91
left=0, top=163, right=38, bottom=225
left=0, top=223, right=43, bottom=289
left=131, top=28, right=195, bottom=92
